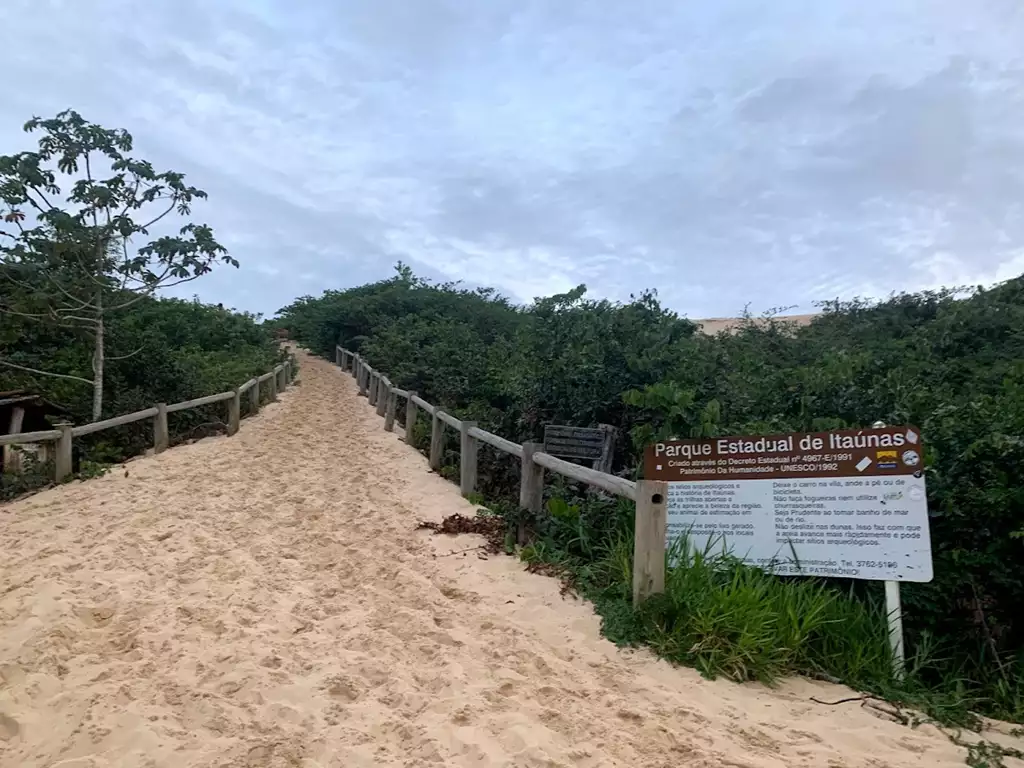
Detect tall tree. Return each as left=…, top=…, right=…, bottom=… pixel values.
left=0, top=110, right=236, bottom=419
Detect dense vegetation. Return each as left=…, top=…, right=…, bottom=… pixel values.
left=0, top=292, right=282, bottom=496
left=279, top=265, right=1024, bottom=727
left=1, top=111, right=282, bottom=496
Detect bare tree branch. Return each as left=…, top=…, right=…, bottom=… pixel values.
left=106, top=270, right=209, bottom=311
left=0, top=269, right=43, bottom=294
left=22, top=186, right=54, bottom=214
left=0, top=357, right=93, bottom=385
left=116, top=178, right=141, bottom=221
left=0, top=304, right=50, bottom=320
left=138, top=199, right=176, bottom=231
left=115, top=259, right=177, bottom=295
left=49, top=312, right=100, bottom=325
left=26, top=183, right=56, bottom=211
left=106, top=287, right=162, bottom=311
left=107, top=345, right=145, bottom=362
left=41, top=269, right=97, bottom=312
left=118, top=237, right=135, bottom=291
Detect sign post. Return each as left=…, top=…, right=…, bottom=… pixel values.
left=644, top=425, right=931, bottom=678
left=871, top=421, right=905, bottom=678
left=885, top=579, right=905, bottom=679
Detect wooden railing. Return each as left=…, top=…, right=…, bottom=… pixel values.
left=335, top=345, right=667, bottom=604
left=1, top=356, right=296, bottom=483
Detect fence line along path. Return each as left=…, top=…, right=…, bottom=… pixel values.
left=335, top=345, right=667, bottom=604
left=1, top=356, right=296, bottom=482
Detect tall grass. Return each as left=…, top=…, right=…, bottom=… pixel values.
left=500, top=487, right=1021, bottom=730
left=637, top=535, right=893, bottom=685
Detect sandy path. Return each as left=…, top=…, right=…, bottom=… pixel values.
left=0, top=351, right=1013, bottom=768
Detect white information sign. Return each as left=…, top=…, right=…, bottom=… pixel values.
left=645, top=427, right=934, bottom=582
left=666, top=475, right=932, bottom=581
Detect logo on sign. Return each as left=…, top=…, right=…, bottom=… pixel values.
left=876, top=449, right=898, bottom=469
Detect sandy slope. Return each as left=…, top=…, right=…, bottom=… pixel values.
left=692, top=314, right=818, bottom=335
left=0, top=351, right=1017, bottom=768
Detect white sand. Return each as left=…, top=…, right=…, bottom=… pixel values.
left=1, top=350, right=1019, bottom=768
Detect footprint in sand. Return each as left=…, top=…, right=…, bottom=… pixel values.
left=75, top=605, right=116, bottom=628
left=0, top=664, right=26, bottom=687
left=0, top=712, right=20, bottom=742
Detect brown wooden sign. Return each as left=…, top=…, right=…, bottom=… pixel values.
left=644, top=426, right=923, bottom=481
left=544, top=424, right=616, bottom=472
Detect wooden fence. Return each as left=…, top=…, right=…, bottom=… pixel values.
left=335, top=346, right=668, bottom=604
left=0, top=357, right=296, bottom=484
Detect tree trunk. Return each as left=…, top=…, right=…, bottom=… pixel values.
left=91, top=305, right=104, bottom=422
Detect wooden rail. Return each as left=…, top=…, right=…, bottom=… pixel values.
left=532, top=451, right=636, bottom=500
left=165, top=391, right=234, bottom=413
left=2, top=355, right=297, bottom=485
left=0, top=429, right=61, bottom=447
left=72, top=407, right=160, bottom=437
left=436, top=410, right=461, bottom=430
left=335, top=344, right=664, bottom=604
left=468, top=426, right=523, bottom=459
left=410, top=394, right=435, bottom=415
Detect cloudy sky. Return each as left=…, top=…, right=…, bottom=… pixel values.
left=1, top=1, right=1022, bottom=319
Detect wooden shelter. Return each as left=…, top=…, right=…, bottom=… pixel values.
left=0, top=390, right=68, bottom=473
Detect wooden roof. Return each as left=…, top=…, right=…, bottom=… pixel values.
left=0, top=390, right=68, bottom=412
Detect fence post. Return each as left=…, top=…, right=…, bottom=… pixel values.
left=459, top=421, right=479, bottom=496
left=368, top=372, right=378, bottom=406
left=404, top=392, right=418, bottom=444
left=429, top=410, right=445, bottom=471
left=3, top=407, right=25, bottom=473
left=335, top=346, right=341, bottom=365
left=376, top=378, right=389, bottom=417
left=154, top=403, right=169, bottom=453
left=284, top=360, right=292, bottom=386
left=519, top=441, right=545, bottom=544
left=54, top=421, right=73, bottom=482
left=358, top=362, right=368, bottom=396
left=227, top=387, right=241, bottom=436
left=632, top=479, right=668, bottom=605
left=384, top=388, right=397, bottom=431
left=278, top=364, right=287, bottom=392
left=249, top=379, right=260, bottom=414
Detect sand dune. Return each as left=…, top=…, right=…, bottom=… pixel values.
left=692, top=314, right=819, bottom=335
left=0, top=350, right=1017, bottom=767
